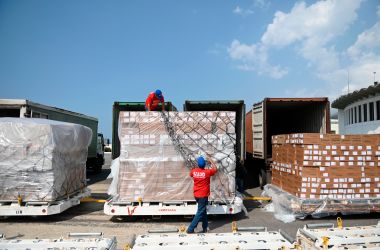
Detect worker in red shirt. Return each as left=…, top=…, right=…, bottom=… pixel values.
left=187, top=156, right=218, bottom=234
left=145, top=89, right=165, bottom=111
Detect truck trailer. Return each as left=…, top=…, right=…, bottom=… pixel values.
left=246, top=98, right=331, bottom=187
left=0, top=99, right=104, bottom=173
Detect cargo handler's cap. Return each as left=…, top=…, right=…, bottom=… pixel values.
left=197, top=156, right=206, bottom=168
left=155, top=89, right=163, bottom=99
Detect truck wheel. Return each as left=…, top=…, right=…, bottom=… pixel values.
left=260, top=168, right=267, bottom=189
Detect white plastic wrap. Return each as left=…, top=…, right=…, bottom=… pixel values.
left=108, top=111, right=237, bottom=203
left=0, top=118, right=92, bottom=202
left=263, top=184, right=380, bottom=222
left=107, top=157, right=120, bottom=197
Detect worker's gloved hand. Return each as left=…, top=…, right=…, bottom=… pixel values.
left=207, top=157, right=219, bottom=169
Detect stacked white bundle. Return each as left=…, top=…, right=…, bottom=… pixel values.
left=0, top=118, right=92, bottom=202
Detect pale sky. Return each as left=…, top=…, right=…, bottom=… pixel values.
left=1, top=0, right=379, bottom=139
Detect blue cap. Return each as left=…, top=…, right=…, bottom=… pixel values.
left=155, top=89, right=162, bottom=99
left=197, top=156, right=206, bottom=168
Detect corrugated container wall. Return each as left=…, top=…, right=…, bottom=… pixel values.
left=246, top=110, right=253, bottom=154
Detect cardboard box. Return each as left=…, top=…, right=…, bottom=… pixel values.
left=271, top=133, right=380, bottom=199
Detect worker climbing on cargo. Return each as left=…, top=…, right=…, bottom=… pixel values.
left=145, top=89, right=165, bottom=111
left=187, top=156, right=218, bottom=234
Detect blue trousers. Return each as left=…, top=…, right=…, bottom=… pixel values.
left=188, top=197, right=208, bottom=233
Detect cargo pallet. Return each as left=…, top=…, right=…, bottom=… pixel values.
left=0, top=232, right=117, bottom=250
left=130, top=226, right=294, bottom=250
left=265, top=184, right=380, bottom=219
left=0, top=188, right=91, bottom=216
left=291, top=198, right=380, bottom=217
left=104, top=196, right=243, bottom=216
left=297, top=220, right=380, bottom=249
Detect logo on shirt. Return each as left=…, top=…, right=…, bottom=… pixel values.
left=193, top=171, right=206, bottom=178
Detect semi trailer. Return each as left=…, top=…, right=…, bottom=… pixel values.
left=245, top=98, right=331, bottom=187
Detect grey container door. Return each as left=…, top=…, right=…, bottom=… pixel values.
left=252, top=101, right=265, bottom=159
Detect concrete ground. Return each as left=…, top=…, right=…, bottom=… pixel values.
left=1, top=152, right=379, bottom=249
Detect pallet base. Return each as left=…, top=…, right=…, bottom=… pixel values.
left=132, top=230, right=294, bottom=249
left=297, top=222, right=380, bottom=249
left=264, top=184, right=380, bottom=219
left=0, top=189, right=91, bottom=216
left=0, top=233, right=116, bottom=249
left=104, top=196, right=243, bottom=216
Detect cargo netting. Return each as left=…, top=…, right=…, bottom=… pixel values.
left=108, top=111, right=237, bottom=203
left=0, top=118, right=92, bottom=202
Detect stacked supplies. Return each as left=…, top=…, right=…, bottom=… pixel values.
left=109, top=111, right=237, bottom=203
left=0, top=118, right=92, bottom=202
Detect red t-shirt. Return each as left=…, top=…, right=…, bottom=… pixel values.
left=190, top=168, right=217, bottom=198
left=145, top=92, right=165, bottom=111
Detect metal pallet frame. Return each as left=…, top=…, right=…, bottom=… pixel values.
left=0, top=232, right=117, bottom=250
left=131, top=227, right=294, bottom=250
left=0, top=188, right=91, bottom=216
left=104, top=196, right=243, bottom=216
left=297, top=221, right=380, bottom=249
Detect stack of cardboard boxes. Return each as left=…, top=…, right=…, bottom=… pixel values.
left=0, top=118, right=92, bottom=201
left=271, top=133, right=380, bottom=200
left=114, top=111, right=237, bottom=203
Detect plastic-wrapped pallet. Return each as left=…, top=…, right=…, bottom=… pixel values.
left=0, top=118, right=92, bottom=202
left=108, top=111, right=236, bottom=203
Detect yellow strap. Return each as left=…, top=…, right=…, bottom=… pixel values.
left=337, top=217, right=343, bottom=229
left=294, top=242, right=300, bottom=250
left=80, top=197, right=107, bottom=203
left=243, top=196, right=272, bottom=201
left=17, top=195, right=22, bottom=206
left=322, top=236, right=329, bottom=250
left=231, top=221, right=238, bottom=233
